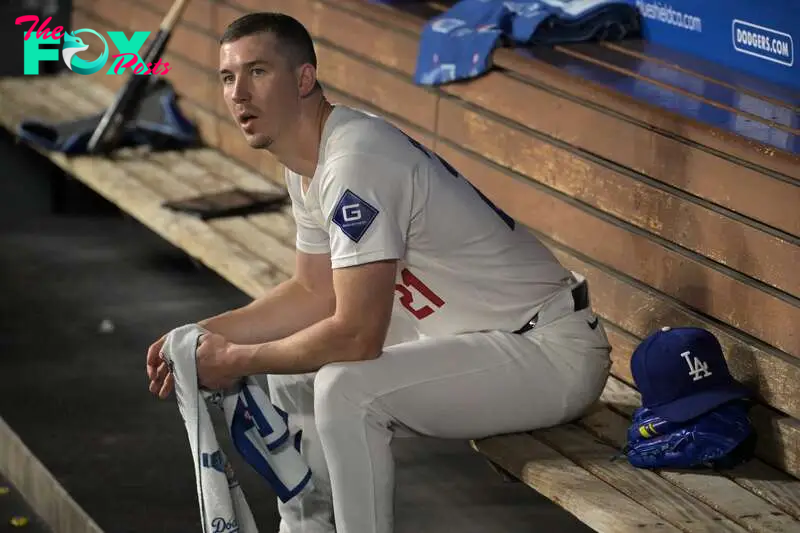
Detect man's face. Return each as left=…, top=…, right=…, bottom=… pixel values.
left=218, top=32, right=301, bottom=149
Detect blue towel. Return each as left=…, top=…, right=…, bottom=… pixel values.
left=414, top=0, right=640, bottom=86
left=162, top=324, right=314, bottom=532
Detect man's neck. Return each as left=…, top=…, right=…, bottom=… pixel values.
left=273, top=95, right=334, bottom=179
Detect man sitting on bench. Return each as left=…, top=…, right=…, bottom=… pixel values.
left=146, top=12, right=612, bottom=533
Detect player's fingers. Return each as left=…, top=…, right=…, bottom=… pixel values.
left=158, top=373, right=174, bottom=399
left=146, top=336, right=166, bottom=367
left=155, top=362, right=169, bottom=381
left=149, top=378, right=162, bottom=395
left=146, top=357, right=163, bottom=380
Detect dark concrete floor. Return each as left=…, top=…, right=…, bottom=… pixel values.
left=0, top=125, right=592, bottom=533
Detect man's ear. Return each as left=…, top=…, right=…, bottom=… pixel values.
left=297, top=64, right=319, bottom=98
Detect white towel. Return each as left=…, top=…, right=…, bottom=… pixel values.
left=162, top=324, right=314, bottom=533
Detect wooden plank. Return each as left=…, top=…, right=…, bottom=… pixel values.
left=70, top=10, right=223, bottom=122
left=475, top=381, right=800, bottom=530
left=156, top=150, right=296, bottom=252
left=602, top=41, right=800, bottom=113
left=0, top=77, right=276, bottom=301
left=71, top=11, right=225, bottom=153
left=568, top=248, right=799, bottom=403
left=598, top=376, right=800, bottom=523
left=433, top=139, right=800, bottom=360
left=565, top=400, right=800, bottom=531
left=178, top=150, right=298, bottom=246
left=12, top=74, right=297, bottom=283
left=79, top=2, right=215, bottom=72
left=552, top=43, right=799, bottom=138
left=310, top=0, right=421, bottom=76
left=435, top=95, right=800, bottom=296
left=319, top=45, right=439, bottom=134
left=534, top=423, right=751, bottom=532
left=470, top=434, right=682, bottom=532
left=438, top=70, right=800, bottom=239
left=135, top=0, right=216, bottom=35
left=508, top=47, right=800, bottom=179
left=561, top=43, right=798, bottom=134
left=46, top=75, right=293, bottom=266
left=116, top=154, right=294, bottom=280
left=727, top=460, right=800, bottom=521
left=318, top=0, right=436, bottom=41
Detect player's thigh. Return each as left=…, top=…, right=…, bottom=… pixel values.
left=314, top=325, right=610, bottom=439
left=267, top=314, right=417, bottom=409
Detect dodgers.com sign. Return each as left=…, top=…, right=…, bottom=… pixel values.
left=731, top=20, right=793, bottom=67
left=634, top=0, right=798, bottom=90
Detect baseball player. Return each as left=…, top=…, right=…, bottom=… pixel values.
left=146, top=12, right=612, bottom=533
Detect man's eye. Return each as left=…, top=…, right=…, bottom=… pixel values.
left=252, top=68, right=265, bottom=76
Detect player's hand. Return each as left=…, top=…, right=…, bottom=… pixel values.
left=146, top=334, right=173, bottom=399
left=196, top=332, right=240, bottom=391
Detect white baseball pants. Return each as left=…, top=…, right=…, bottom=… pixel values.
left=267, top=282, right=612, bottom=533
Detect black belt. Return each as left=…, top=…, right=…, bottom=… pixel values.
left=514, top=281, right=590, bottom=335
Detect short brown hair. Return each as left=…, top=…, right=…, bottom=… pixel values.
left=219, top=12, right=317, bottom=69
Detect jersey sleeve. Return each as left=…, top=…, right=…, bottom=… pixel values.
left=285, top=171, right=330, bottom=255
left=318, top=153, right=412, bottom=269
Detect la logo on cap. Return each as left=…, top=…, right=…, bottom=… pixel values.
left=674, top=329, right=713, bottom=381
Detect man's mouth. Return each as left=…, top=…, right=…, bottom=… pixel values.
left=238, top=112, right=257, bottom=127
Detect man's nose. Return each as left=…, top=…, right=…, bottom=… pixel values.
left=231, top=78, right=250, bottom=102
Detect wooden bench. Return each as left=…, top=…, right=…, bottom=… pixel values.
left=0, top=76, right=297, bottom=301
left=3, top=0, right=799, bottom=531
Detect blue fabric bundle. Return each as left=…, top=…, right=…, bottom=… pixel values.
left=16, top=78, right=200, bottom=154
left=413, top=0, right=640, bottom=86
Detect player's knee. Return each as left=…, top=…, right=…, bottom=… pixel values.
left=314, top=363, right=357, bottom=408
left=313, top=363, right=371, bottom=433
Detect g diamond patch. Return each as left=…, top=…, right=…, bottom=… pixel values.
left=332, top=189, right=379, bottom=243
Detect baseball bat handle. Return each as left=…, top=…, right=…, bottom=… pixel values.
left=161, top=0, right=191, bottom=31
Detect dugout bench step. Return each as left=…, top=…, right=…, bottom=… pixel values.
left=471, top=374, right=800, bottom=533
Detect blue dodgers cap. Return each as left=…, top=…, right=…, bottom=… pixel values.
left=631, top=326, right=751, bottom=422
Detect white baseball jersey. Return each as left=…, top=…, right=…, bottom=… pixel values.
left=286, top=105, right=573, bottom=338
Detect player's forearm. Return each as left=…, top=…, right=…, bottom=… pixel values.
left=231, top=315, right=384, bottom=376
left=198, top=277, right=335, bottom=345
